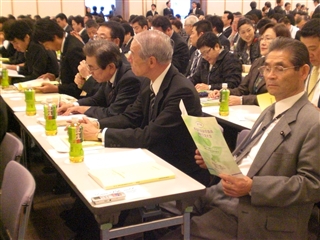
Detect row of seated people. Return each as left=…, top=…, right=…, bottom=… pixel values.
left=1, top=11, right=319, bottom=239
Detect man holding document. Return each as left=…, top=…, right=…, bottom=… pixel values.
left=163, top=37, right=320, bottom=239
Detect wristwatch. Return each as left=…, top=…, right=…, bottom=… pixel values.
left=97, top=131, right=102, bottom=141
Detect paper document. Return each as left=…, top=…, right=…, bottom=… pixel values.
left=0, top=68, right=25, bottom=78
left=14, top=79, right=59, bottom=91
left=88, top=162, right=175, bottom=190
left=180, top=100, right=242, bottom=177
left=257, top=92, right=276, bottom=111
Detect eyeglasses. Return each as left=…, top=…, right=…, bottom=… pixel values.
left=88, top=65, right=100, bottom=72
left=258, top=65, right=299, bottom=75
left=200, top=48, right=212, bottom=56
left=93, top=34, right=113, bottom=41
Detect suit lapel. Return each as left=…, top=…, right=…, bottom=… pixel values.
left=247, top=95, right=309, bottom=177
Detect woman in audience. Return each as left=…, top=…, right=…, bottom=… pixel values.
left=234, top=17, right=260, bottom=64
left=209, top=23, right=291, bottom=105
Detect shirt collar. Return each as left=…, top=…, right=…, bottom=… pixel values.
left=151, top=63, right=171, bottom=95
left=274, top=91, right=305, bottom=117
left=61, top=32, right=68, bottom=53
left=109, top=69, right=118, bottom=85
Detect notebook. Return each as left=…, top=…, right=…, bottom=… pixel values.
left=88, top=162, right=175, bottom=189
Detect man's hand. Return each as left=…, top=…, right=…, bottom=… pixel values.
left=38, top=73, right=56, bottom=81
left=195, top=83, right=210, bottom=91
left=229, top=96, right=241, bottom=106
left=34, top=83, right=58, bottom=93
left=4, top=65, right=17, bottom=70
left=74, top=73, right=85, bottom=89
left=194, top=149, right=208, bottom=169
left=80, top=117, right=100, bottom=141
left=208, top=90, right=220, bottom=99
left=78, top=60, right=90, bottom=79
left=61, top=106, right=90, bottom=116
left=58, top=102, right=74, bottom=115
left=219, top=173, right=252, bottom=198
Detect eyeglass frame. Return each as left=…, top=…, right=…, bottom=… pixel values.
left=200, top=47, right=212, bottom=57
left=258, top=65, right=300, bottom=75
left=93, top=34, right=113, bottom=41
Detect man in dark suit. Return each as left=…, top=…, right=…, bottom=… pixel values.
left=188, top=1, right=204, bottom=16
left=207, top=15, right=230, bottom=51
left=80, top=30, right=210, bottom=186
left=71, top=15, right=89, bottom=43
left=33, top=19, right=85, bottom=99
left=246, top=1, right=263, bottom=19
left=75, top=21, right=130, bottom=98
left=274, top=0, right=286, bottom=14
left=221, top=10, right=233, bottom=38
left=58, top=40, right=141, bottom=119
left=3, top=19, right=59, bottom=83
left=313, top=0, right=320, bottom=15
left=265, top=1, right=276, bottom=17
left=151, top=16, right=189, bottom=74
left=163, top=1, right=174, bottom=16
left=300, top=19, right=320, bottom=108
left=146, top=4, right=158, bottom=17
left=121, top=23, right=134, bottom=54
left=162, top=36, right=320, bottom=240
left=55, top=13, right=72, bottom=33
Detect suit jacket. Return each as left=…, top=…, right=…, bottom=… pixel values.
left=146, top=10, right=158, bottom=17
left=195, top=94, right=320, bottom=239
left=222, top=26, right=232, bottom=38
left=314, top=5, right=320, bottom=15
left=121, top=37, right=133, bottom=54
left=246, top=8, right=263, bottom=19
left=78, top=63, right=141, bottom=119
left=190, top=49, right=242, bottom=90
left=0, top=96, right=8, bottom=144
left=64, top=25, right=73, bottom=33
left=98, top=65, right=211, bottom=186
left=230, top=57, right=267, bottom=105
left=80, top=29, right=90, bottom=43
left=15, top=41, right=59, bottom=83
left=171, top=31, right=190, bottom=74
left=267, top=8, right=275, bottom=17
left=274, top=5, right=285, bottom=14
left=81, top=52, right=129, bottom=98
left=163, top=8, right=174, bottom=16
left=188, top=8, right=204, bottom=16
left=235, top=94, right=320, bottom=239
left=218, top=34, right=230, bottom=51
left=58, top=34, right=85, bottom=99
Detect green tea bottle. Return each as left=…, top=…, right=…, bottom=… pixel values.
left=68, top=117, right=84, bottom=163
left=219, top=83, right=230, bottom=116
left=24, top=84, right=36, bottom=116
left=44, top=97, right=57, bottom=136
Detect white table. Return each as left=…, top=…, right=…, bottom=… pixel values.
left=3, top=90, right=206, bottom=239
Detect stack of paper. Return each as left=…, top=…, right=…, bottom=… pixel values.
left=88, top=162, right=175, bottom=189
left=14, top=79, right=59, bottom=91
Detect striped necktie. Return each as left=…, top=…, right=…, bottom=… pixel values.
left=149, top=85, right=155, bottom=120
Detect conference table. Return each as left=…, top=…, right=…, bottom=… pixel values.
left=1, top=88, right=206, bottom=239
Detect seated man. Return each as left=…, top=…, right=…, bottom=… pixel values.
left=75, top=21, right=129, bottom=98
left=79, top=30, right=210, bottom=186
left=163, top=37, right=320, bottom=239
left=58, top=40, right=141, bottom=119
left=3, top=19, right=59, bottom=82
left=151, top=16, right=190, bottom=75
left=189, top=32, right=242, bottom=91
left=71, top=15, right=89, bottom=43
left=33, top=19, right=85, bottom=99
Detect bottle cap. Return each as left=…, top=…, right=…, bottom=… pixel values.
left=46, top=97, right=53, bottom=103
left=71, top=116, right=78, bottom=123
left=27, top=84, right=32, bottom=89
left=222, top=83, right=228, bottom=88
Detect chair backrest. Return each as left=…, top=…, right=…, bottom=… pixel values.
left=236, top=129, right=251, bottom=148
left=0, top=161, right=36, bottom=240
left=0, top=133, right=24, bottom=185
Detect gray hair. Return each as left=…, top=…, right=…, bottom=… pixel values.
left=133, top=30, right=173, bottom=64
left=184, top=15, right=199, bottom=26
left=83, top=40, right=122, bottom=69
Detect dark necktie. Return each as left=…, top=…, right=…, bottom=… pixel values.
left=149, top=85, right=155, bottom=121
left=190, top=51, right=200, bottom=77
left=234, top=105, right=275, bottom=164
left=107, top=81, right=114, bottom=105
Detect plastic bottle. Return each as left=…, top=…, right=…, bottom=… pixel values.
left=44, top=97, right=57, bottom=136
left=24, top=84, right=36, bottom=116
left=68, top=117, right=84, bottom=163
left=219, top=83, right=230, bottom=116
left=1, top=68, right=9, bottom=89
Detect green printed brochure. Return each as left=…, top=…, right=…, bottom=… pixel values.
left=180, top=100, right=242, bottom=177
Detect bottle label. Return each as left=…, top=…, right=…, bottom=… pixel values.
left=69, top=125, right=84, bottom=143
left=44, top=104, right=57, bottom=120
left=1, top=69, right=9, bottom=87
